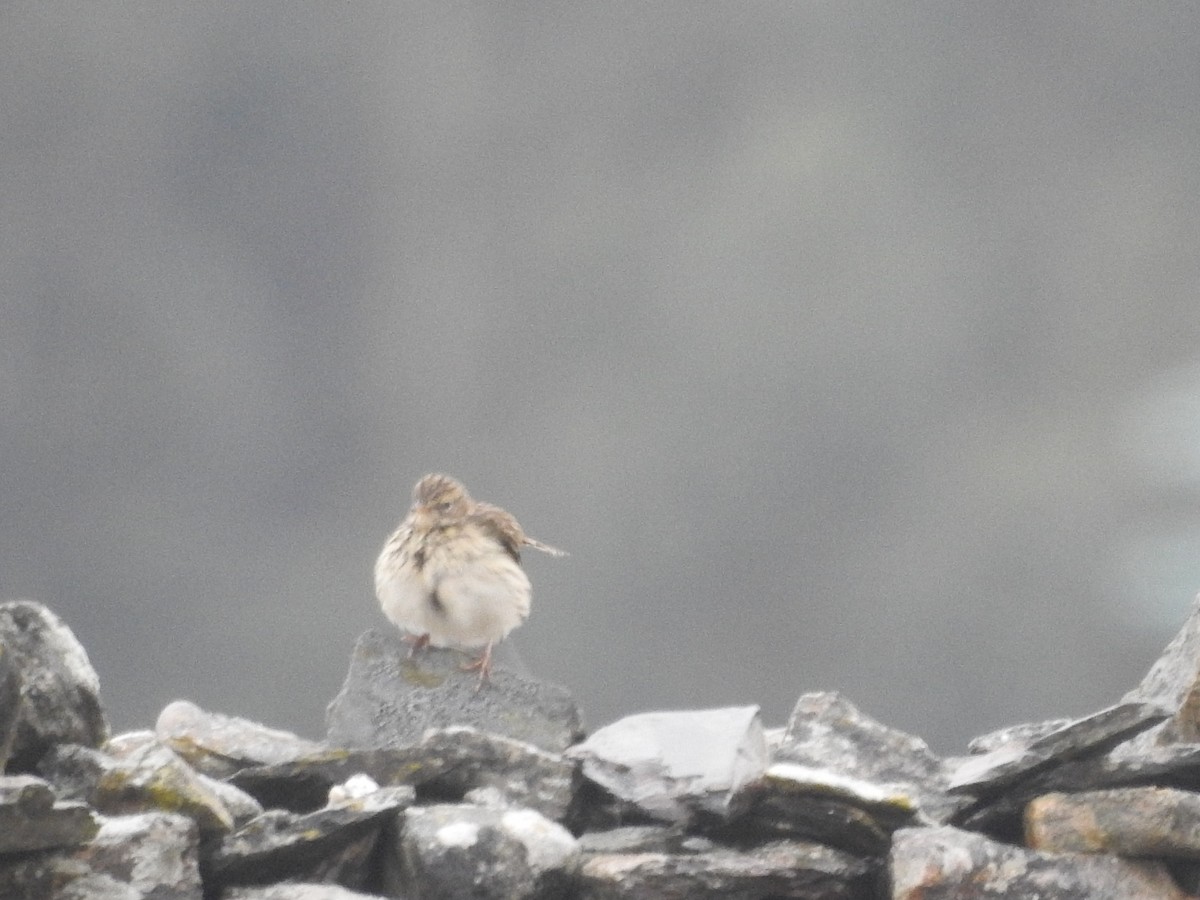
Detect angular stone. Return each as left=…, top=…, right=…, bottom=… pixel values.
left=233, top=727, right=576, bottom=819
left=0, top=774, right=99, bottom=853
left=386, top=803, right=578, bottom=900
left=230, top=747, right=438, bottom=812
left=0, top=600, right=109, bottom=771
left=773, top=692, right=950, bottom=823
left=732, top=764, right=900, bottom=856
left=568, top=706, right=766, bottom=826
left=205, top=784, right=414, bottom=890
left=223, top=886, right=389, bottom=900
left=1026, top=787, right=1200, bottom=858
left=0, top=643, right=22, bottom=773
left=577, top=838, right=874, bottom=900
left=577, top=825, right=714, bottom=856
left=946, top=701, right=1168, bottom=796
left=72, top=812, right=202, bottom=899
left=156, top=700, right=323, bottom=779
left=416, top=726, right=578, bottom=821
left=966, top=717, right=1074, bottom=755
left=1125, top=590, right=1200, bottom=740
left=326, top=628, right=584, bottom=753
left=39, top=740, right=234, bottom=836
left=890, top=825, right=1188, bottom=899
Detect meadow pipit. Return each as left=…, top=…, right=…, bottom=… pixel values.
left=374, top=473, right=565, bottom=687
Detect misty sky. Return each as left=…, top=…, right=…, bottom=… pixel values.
left=4, top=5, right=1200, bottom=752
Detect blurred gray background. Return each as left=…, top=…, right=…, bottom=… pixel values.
left=4, top=5, right=1200, bottom=753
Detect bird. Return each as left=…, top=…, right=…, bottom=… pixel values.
left=374, top=473, right=565, bottom=688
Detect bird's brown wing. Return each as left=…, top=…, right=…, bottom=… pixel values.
left=469, top=503, right=525, bottom=562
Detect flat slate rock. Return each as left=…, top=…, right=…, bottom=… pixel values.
left=772, top=691, right=950, bottom=823
left=387, top=803, right=579, bottom=900
left=891, top=824, right=1189, bottom=899
left=73, top=812, right=202, bottom=899
left=567, top=706, right=766, bottom=826
left=946, top=701, right=1169, bottom=797
left=206, top=784, right=414, bottom=889
left=325, top=628, right=584, bottom=753
left=0, top=600, right=109, bottom=771
left=0, top=774, right=99, bottom=854
left=1026, top=786, right=1200, bottom=858
left=156, top=700, right=323, bottom=779
left=232, top=727, right=575, bottom=819
left=578, top=837, right=875, bottom=900
left=1125, top=590, right=1200, bottom=740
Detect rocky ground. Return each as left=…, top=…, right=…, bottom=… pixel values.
left=5, top=595, right=1200, bottom=898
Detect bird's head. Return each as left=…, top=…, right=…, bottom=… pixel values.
left=411, top=473, right=472, bottom=522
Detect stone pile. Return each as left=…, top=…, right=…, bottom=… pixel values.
left=6, top=596, right=1200, bottom=898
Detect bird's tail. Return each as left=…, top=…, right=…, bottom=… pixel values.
left=525, top=536, right=568, bottom=557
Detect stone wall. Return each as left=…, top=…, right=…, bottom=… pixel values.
left=4, top=595, right=1200, bottom=899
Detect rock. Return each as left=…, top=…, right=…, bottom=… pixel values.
left=156, top=700, right=323, bottom=780
left=38, top=740, right=235, bottom=836
left=946, top=701, right=1168, bottom=796
left=1026, top=787, right=1200, bottom=858
left=567, top=706, right=766, bottom=827
left=0, top=774, right=99, bottom=853
left=770, top=692, right=951, bottom=823
left=966, top=717, right=1074, bottom=754
left=577, top=837, right=875, bottom=900
left=577, top=825, right=713, bottom=856
left=1125, top=590, right=1200, bottom=741
left=73, top=812, right=202, bottom=899
left=204, top=784, right=414, bottom=890
left=0, top=600, right=109, bottom=771
left=386, top=802, right=578, bottom=900
left=731, top=764, right=901, bottom=856
left=200, top=772, right=265, bottom=827
left=417, top=726, right=578, bottom=822
left=0, top=643, right=23, bottom=773
left=890, top=825, right=1189, bottom=899
left=326, top=628, right=584, bottom=753
left=223, top=886, right=389, bottom=900
left=232, top=727, right=577, bottom=819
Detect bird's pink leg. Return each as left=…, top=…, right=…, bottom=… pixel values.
left=461, top=642, right=494, bottom=690
left=403, top=633, right=430, bottom=658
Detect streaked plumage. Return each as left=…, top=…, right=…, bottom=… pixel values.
left=374, top=473, right=564, bottom=686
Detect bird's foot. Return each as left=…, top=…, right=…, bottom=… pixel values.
left=402, top=632, right=431, bottom=658
left=460, top=643, right=494, bottom=691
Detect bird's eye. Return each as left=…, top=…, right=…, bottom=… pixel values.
left=437, top=501, right=454, bottom=512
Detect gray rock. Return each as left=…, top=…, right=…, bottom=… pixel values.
left=38, top=740, right=235, bottom=836
left=223, top=886, right=389, bottom=900
left=417, top=726, right=578, bottom=821
left=771, top=692, right=951, bottom=823
left=1026, top=787, right=1200, bottom=858
left=577, top=825, right=713, bottom=856
left=966, top=717, right=1075, bottom=754
left=198, top=772, right=264, bottom=827
left=568, top=706, right=766, bottom=826
left=732, top=765, right=899, bottom=856
left=890, top=825, right=1188, bottom=899
left=946, top=700, right=1168, bottom=796
left=57, top=871, right=144, bottom=900
left=326, top=628, right=583, bottom=753
left=0, top=774, right=98, bottom=853
left=205, top=784, right=414, bottom=890
left=387, top=802, right=578, bottom=900
left=0, top=600, right=109, bottom=771
left=156, top=700, right=323, bottom=780
left=1125, top=589, right=1200, bottom=740
left=233, top=726, right=577, bottom=819
left=72, top=812, right=202, bottom=900
left=577, top=837, right=875, bottom=900
left=0, top=643, right=22, bottom=773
